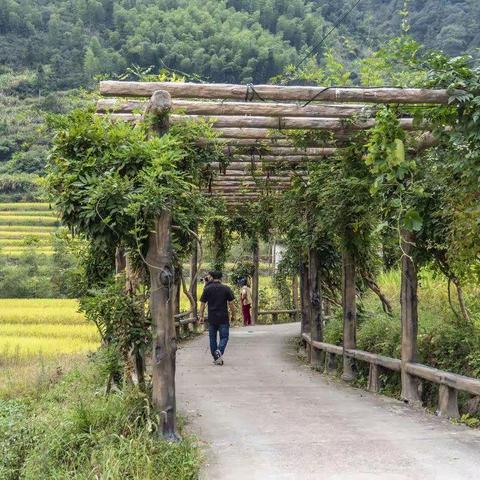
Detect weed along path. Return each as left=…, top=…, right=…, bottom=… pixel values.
left=176, top=323, right=480, bottom=480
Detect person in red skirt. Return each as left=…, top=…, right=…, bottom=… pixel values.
left=240, top=278, right=252, bottom=326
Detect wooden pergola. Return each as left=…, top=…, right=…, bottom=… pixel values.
left=95, top=81, right=480, bottom=439
left=97, top=81, right=445, bottom=203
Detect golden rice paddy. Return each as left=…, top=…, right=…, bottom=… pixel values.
left=0, top=299, right=99, bottom=361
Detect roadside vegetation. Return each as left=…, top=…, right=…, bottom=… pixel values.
left=0, top=354, right=201, bottom=480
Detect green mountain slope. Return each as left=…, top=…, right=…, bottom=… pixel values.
left=0, top=0, right=479, bottom=178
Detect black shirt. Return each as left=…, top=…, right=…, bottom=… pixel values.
left=200, top=281, right=235, bottom=325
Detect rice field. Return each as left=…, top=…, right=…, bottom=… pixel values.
left=0, top=202, right=59, bottom=256
left=0, top=299, right=99, bottom=360
left=0, top=298, right=99, bottom=398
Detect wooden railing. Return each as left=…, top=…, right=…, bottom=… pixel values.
left=258, top=309, right=299, bottom=323
left=174, top=311, right=201, bottom=336
left=302, top=333, right=480, bottom=419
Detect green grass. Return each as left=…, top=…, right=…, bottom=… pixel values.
left=0, top=215, right=59, bottom=226
left=0, top=225, right=57, bottom=232
left=0, top=202, right=51, bottom=211
left=0, top=239, right=51, bottom=246
left=0, top=210, right=57, bottom=217
left=0, top=248, right=54, bottom=256
left=0, top=357, right=201, bottom=479
left=0, top=232, right=53, bottom=239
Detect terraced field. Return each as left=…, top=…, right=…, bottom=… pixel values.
left=0, top=298, right=99, bottom=398
left=0, top=202, right=59, bottom=256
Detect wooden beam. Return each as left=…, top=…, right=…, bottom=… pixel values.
left=103, top=113, right=418, bottom=131
left=224, top=146, right=338, bottom=156
left=211, top=162, right=313, bottom=170
left=217, top=138, right=341, bottom=147
left=229, top=152, right=335, bottom=160
left=100, top=81, right=450, bottom=104
left=177, top=115, right=418, bottom=131
left=98, top=98, right=375, bottom=117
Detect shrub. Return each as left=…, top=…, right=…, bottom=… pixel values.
left=1, top=352, right=201, bottom=480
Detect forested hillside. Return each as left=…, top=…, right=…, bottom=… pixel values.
left=1, top=0, right=479, bottom=179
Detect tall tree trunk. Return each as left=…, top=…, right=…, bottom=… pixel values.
left=251, top=239, right=259, bottom=325
left=308, top=249, right=323, bottom=369
left=146, top=211, right=180, bottom=441
left=342, top=249, right=356, bottom=382
left=400, top=229, right=422, bottom=405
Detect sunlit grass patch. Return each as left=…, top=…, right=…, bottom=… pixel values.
left=0, top=231, right=53, bottom=239
left=0, top=299, right=85, bottom=325
left=1, top=323, right=98, bottom=342
left=0, top=238, right=51, bottom=246
left=0, top=225, right=57, bottom=232
left=0, top=354, right=87, bottom=399
left=0, top=202, right=51, bottom=211
left=0, top=336, right=98, bottom=360
left=0, top=210, right=57, bottom=217
left=0, top=215, right=59, bottom=226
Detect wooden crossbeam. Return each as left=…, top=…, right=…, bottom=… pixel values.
left=223, top=146, right=336, bottom=155
left=97, top=98, right=375, bottom=118
left=102, top=113, right=418, bottom=131
left=177, top=115, right=418, bottom=131
left=211, top=162, right=311, bottom=170
left=226, top=152, right=334, bottom=161
left=100, top=81, right=450, bottom=104
left=216, top=138, right=341, bottom=147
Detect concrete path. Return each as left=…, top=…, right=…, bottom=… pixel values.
left=176, top=323, right=480, bottom=480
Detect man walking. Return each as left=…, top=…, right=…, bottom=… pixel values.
left=199, top=270, right=235, bottom=365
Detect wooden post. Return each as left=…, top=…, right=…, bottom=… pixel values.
left=342, top=249, right=356, bottom=382
left=368, top=364, right=381, bottom=393
left=300, top=261, right=310, bottom=335
left=309, top=249, right=323, bottom=369
left=251, top=239, right=259, bottom=325
left=190, top=237, right=198, bottom=319
left=325, top=352, right=336, bottom=374
left=400, top=229, right=422, bottom=406
left=145, top=90, right=179, bottom=440
left=438, top=385, right=459, bottom=418
left=173, top=267, right=181, bottom=316
left=292, top=274, right=299, bottom=321
left=146, top=211, right=179, bottom=441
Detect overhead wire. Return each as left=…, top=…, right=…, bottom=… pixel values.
left=290, top=0, right=364, bottom=76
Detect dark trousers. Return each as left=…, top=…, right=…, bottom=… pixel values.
left=242, top=304, right=251, bottom=326
left=208, top=323, right=229, bottom=358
